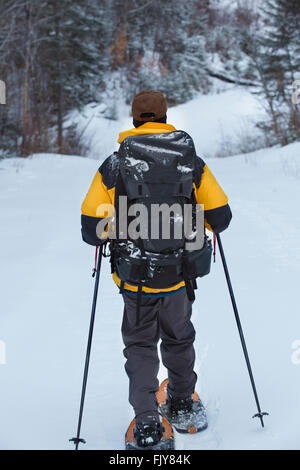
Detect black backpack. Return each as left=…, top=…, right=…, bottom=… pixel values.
left=110, top=130, right=212, bottom=303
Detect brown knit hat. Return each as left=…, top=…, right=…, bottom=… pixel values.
left=132, top=90, right=167, bottom=122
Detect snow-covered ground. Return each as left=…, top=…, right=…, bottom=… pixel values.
left=1, top=97, right=300, bottom=450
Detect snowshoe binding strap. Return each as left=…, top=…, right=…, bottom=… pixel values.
left=168, top=395, right=194, bottom=416
left=133, top=420, right=164, bottom=448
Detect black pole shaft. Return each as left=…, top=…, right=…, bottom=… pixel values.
left=216, top=234, right=267, bottom=428
left=70, top=245, right=103, bottom=449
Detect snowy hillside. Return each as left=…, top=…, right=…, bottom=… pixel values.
left=68, top=87, right=266, bottom=160
left=1, top=135, right=300, bottom=449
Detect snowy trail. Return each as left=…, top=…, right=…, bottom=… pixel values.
left=0, top=145, right=300, bottom=450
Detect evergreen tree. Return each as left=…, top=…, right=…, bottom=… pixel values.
left=4, top=0, right=290, bottom=157
left=247, top=0, right=300, bottom=145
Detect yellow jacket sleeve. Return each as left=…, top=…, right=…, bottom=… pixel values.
left=81, top=170, right=115, bottom=245
left=194, top=164, right=228, bottom=210
left=194, top=163, right=232, bottom=233
left=81, top=170, right=114, bottom=217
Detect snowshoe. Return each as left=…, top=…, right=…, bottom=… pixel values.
left=125, top=415, right=175, bottom=450
left=157, top=378, right=208, bottom=434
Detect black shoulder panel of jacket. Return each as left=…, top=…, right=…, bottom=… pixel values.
left=205, top=204, right=232, bottom=234
left=194, top=156, right=205, bottom=188
left=81, top=214, right=105, bottom=246
left=98, top=152, right=120, bottom=190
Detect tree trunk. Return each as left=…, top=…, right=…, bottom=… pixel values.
left=21, top=0, right=32, bottom=157
left=54, top=0, right=63, bottom=153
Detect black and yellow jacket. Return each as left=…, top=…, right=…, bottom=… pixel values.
left=81, top=122, right=232, bottom=296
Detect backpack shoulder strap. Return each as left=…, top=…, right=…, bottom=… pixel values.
left=99, top=151, right=120, bottom=190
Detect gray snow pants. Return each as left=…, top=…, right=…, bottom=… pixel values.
left=121, top=288, right=197, bottom=423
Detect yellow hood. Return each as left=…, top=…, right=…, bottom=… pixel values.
left=118, top=122, right=176, bottom=144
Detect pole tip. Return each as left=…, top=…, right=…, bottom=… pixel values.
left=252, top=412, right=269, bottom=428
left=69, top=437, right=86, bottom=446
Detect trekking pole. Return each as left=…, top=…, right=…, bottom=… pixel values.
left=216, top=233, right=268, bottom=428
left=70, top=244, right=104, bottom=449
